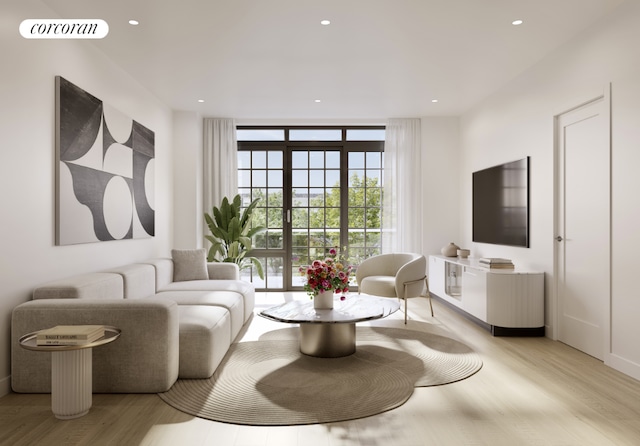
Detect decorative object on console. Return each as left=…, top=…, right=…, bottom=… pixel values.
left=204, top=194, right=266, bottom=279
left=55, top=76, right=155, bottom=245
left=457, top=249, right=470, bottom=259
left=479, top=257, right=514, bottom=269
left=299, top=247, right=353, bottom=308
left=441, top=242, right=460, bottom=257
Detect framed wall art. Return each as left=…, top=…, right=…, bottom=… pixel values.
left=55, top=76, right=155, bottom=245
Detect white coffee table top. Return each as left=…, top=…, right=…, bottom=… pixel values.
left=259, top=294, right=400, bottom=324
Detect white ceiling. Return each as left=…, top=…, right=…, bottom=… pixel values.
left=43, top=0, right=625, bottom=121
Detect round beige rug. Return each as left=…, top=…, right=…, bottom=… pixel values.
left=159, top=327, right=482, bottom=425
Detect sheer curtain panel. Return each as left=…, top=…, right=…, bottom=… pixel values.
left=383, top=118, right=424, bottom=253
left=203, top=117, right=238, bottom=226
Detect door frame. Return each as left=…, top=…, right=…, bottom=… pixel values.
left=552, top=84, right=611, bottom=361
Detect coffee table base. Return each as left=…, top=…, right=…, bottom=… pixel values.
left=299, top=323, right=356, bottom=358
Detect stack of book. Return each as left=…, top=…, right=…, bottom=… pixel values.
left=478, top=258, right=515, bottom=269
left=36, top=325, right=105, bottom=346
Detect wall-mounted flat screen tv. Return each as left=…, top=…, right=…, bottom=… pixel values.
left=472, top=157, right=529, bottom=247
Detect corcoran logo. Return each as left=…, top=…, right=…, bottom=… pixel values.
left=19, top=19, right=109, bottom=39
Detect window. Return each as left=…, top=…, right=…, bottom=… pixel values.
left=237, top=126, right=384, bottom=291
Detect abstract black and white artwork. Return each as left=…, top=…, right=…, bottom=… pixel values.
left=55, top=76, right=155, bottom=245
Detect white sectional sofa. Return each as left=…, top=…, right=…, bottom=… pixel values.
left=11, top=249, right=255, bottom=394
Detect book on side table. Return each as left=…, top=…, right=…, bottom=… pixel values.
left=36, top=325, right=105, bottom=346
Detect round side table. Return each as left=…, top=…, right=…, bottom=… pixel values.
left=19, top=326, right=120, bottom=419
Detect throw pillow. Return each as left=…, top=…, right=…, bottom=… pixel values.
left=172, top=248, right=208, bottom=282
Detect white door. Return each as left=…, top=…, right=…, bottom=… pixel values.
left=555, top=96, right=610, bottom=360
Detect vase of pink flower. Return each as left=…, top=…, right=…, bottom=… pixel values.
left=299, top=247, right=353, bottom=310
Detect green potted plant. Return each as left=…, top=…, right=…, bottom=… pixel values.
left=204, top=194, right=266, bottom=279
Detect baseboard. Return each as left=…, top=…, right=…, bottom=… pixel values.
left=432, top=294, right=545, bottom=337
left=0, top=375, right=10, bottom=398
left=607, top=353, right=640, bottom=382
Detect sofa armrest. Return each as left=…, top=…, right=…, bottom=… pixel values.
left=11, top=298, right=179, bottom=393
left=207, top=262, right=240, bottom=280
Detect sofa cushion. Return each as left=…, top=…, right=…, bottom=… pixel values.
left=141, top=258, right=174, bottom=290
left=156, top=290, right=244, bottom=340
left=159, top=279, right=255, bottom=322
left=172, top=249, right=208, bottom=282
left=177, top=305, right=231, bottom=378
left=106, top=264, right=156, bottom=299
left=32, top=273, right=124, bottom=300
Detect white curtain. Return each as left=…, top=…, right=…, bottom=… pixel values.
left=383, top=118, right=423, bottom=253
left=203, top=117, right=238, bottom=219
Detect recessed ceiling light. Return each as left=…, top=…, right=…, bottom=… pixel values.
left=320, top=20, right=331, bottom=26
left=314, top=99, right=322, bottom=103
left=512, top=19, right=523, bottom=25
left=431, top=99, right=439, bottom=103
left=197, top=99, right=205, bottom=103
left=128, top=20, right=139, bottom=25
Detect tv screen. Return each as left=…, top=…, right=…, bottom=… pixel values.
left=472, top=157, right=529, bottom=247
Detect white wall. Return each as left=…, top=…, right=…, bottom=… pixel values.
left=172, top=111, right=203, bottom=249
left=459, top=1, right=640, bottom=379
left=0, top=1, right=174, bottom=395
left=421, top=117, right=460, bottom=256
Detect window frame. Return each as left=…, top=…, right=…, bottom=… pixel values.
left=237, top=126, right=385, bottom=291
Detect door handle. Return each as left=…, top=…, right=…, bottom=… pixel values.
left=556, top=236, right=563, bottom=242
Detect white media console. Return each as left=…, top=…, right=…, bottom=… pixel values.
left=429, top=255, right=544, bottom=336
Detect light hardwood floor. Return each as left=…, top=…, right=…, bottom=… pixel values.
left=2, top=292, right=640, bottom=446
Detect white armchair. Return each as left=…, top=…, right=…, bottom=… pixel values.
left=355, top=253, right=432, bottom=324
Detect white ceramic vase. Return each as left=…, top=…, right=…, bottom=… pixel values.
left=313, top=290, right=334, bottom=309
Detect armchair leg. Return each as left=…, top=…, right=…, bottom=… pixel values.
left=401, top=276, right=435, bottom=323
left=428, top=295, right=434, bottom=317
left=404, top=296, right=408, bottom=324
left=426, top=277, right=434, bottom=317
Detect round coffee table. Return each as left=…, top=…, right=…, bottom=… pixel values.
left=258, top=294, right=400, bottom=358
left=19, top=326, right=120, bottom=419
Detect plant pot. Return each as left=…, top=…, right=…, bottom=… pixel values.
left=313, top=290, right=334, bottom=310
